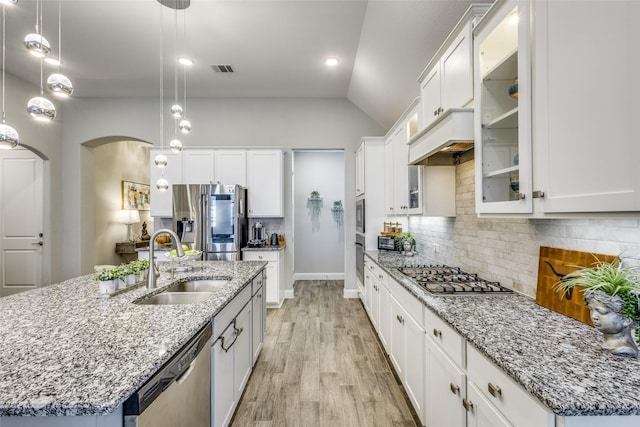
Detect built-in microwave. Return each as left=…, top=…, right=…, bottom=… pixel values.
left=356, top=199, right=365, bottom=233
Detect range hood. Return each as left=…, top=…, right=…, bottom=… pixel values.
left=408, top=108, right=474, bottom=164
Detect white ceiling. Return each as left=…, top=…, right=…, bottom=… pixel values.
left=3, top=0, right=492, bottom=129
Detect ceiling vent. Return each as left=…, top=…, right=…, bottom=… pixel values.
left=210, top=65, right=235, bottom=73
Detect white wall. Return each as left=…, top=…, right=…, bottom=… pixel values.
left=93, top=141, right=151, bottom=266
left=408, top=160, right=640, bottom=298
left=293, top=150, right=345, bottom=278
left=61, top=97, right=386, bottom=295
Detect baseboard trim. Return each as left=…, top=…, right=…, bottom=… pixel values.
left=343, top=288, right=360, bottom=299
left=283, top=289, right=294, bottom=299
left=292, top=273, right=344, bottom=281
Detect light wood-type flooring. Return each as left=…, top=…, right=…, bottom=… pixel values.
left=230, top=280, right=420, bottom=427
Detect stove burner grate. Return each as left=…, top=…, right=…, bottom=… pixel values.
left=397, top=264, right=513, bottom=295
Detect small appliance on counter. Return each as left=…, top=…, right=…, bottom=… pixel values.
left=248, top=222, right=266, bottom=247
left=270, top=233, right=279, bottom=246
left=378, top=235, right=399, bottom=251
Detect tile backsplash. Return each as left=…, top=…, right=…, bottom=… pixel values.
left=408, top=160, right=640, bottom=298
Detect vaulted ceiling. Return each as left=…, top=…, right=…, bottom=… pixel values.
left=4, top=0, right=492, bottom=130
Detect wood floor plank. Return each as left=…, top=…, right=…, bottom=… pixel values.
left=231, top=280, right=421, bottom=427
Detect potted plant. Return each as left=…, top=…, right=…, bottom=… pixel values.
left=94, top=268, right=117, bottom=294
left=554, top=256, right=640, bottom=357
left=397, top=232, right=416, bottom=255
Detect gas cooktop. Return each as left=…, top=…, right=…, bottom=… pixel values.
left=397, top=264, right=513, bottom=295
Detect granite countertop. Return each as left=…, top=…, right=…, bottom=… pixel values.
left=0, top=260, right=266, bottom=417
left=365, top=250, right=640, bottom=417
left=242, top=245, right=285, bottom=252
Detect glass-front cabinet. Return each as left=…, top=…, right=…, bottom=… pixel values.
left=474, top=0, right=532, bottom=214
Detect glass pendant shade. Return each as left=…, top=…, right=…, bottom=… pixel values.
left=47, top=73, right=73, bottom=97
left=170, top=104, right=183, bottom=118
left=24, top=33, right=51, bottom=57
left=0, top=124, right=19, bottom=149
left=154, top=153, right=168, bottom=167
left=27, top=96, right=56, bottom=121
left=179, top=119, right=191, bottom=133
left=0, top=0, right=19, bottom=5
left=169, top=139, right=182, bottom=152
left=156, top=177, right=169, bottom=191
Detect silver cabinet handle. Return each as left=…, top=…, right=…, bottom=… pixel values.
left=433, top=328, right=442, bottom=338
left=488, top=383, right=502, bottom=398
left=396, top=315, right=404, bottom=324
left=462, top=398, right=474, bottom=411
left=258, top=256, right=263, bottom=260
left=450, top=383, right=460, bottom=395
left=32, top=242, right=43, bottom=246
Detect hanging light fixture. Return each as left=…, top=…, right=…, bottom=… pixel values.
left=155, top=1, right=168, bottom=191
left=169, top=138, right=182, bottom=153
left=0, top=1, right=19, bottom=7
left=0, top=5, right=19, bottom=149
left=27, top=60, right=56, bottom=121
left=47, top=0, right=73, bottom=97
left=178, top=1, right=191, bottom=135
left=24, top=0, right=50, bottom=58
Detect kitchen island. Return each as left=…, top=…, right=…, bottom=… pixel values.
left=0, top=260, right=266, bottom=425
left=365, top=251, right=640, bottom=425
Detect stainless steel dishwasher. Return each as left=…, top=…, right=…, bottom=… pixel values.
left=123, top=324, right=212, bottom=427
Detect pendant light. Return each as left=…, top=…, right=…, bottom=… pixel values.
left=0, top=5, right=19, bottom=149
left=27, top=60, right=56, bottom=121
left=155, top=2, right=168, bottom=191
left=47, top=0, right=73, bottom=97
left=0, top=1, right=19, bottom=6
left=24, top=0, right=50, bottom=58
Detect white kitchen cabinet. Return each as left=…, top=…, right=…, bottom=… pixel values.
left=466, top=344, right=553, bottom=427
left=418, top=5, right=488, bottom=130
left=465, top=381, right=513, bottom=427
left=242, top=250, right=283, bottom=307
left=355, top=144, right=365, bottom=196
left=183, top=149, right=247, bottom=186
left=149, top=148, right=183, bottom=218
left=384, top=135, right=395, bottom=216
left=246, top=150, right=284, bottom=217
left=251, top=271, right=265, bottom=366
left=393, top=124, right=409, bottom=214
left=377, top=274, right=390, bottom=351
left=234, top=302, right=253, bottom=398
left=531, top=0, right=640, bottom=213
left=426, top=335, right=467, bottom=427
left=474, top=0, right=532, bottom=214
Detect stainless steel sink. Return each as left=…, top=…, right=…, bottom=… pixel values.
left=165, top=278, right=231, bottom=293
left=136, top=292, right=214, bottom=305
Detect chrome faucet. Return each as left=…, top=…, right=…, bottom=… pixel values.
left=147, top=228, right=185, bottom=289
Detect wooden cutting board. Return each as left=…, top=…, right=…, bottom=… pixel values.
left=535, top=246, right=617, bottom=326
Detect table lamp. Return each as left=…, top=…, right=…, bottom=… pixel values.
left=119, top=209, right=141, bottom=241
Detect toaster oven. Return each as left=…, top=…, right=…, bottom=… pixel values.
left=378, top=236, right=398, bottom=251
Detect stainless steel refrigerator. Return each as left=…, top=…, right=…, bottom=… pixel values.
left=172, top=184, right=248, bottom=261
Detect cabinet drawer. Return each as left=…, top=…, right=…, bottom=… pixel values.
left=467, top=344, right=553, bottom=427
left=425, top=308, right=465, bottom=367
left=386, top=277, right=423, bottom=328
left=212, top=285, right=251, bottom=340
left=243, top=251, right=278, bottom=262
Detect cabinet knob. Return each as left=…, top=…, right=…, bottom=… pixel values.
left=433, top=110, right=438, bottom=116
left=450, top=383, right=460, bottom=395
left=488, top=383, right=502, bottom=398
left=258, top=256, right=263, bottom=260
left=378, top=274, right=383, bottom=280
left=462, top=398, right=474, bottom=412
left=433, top=328, right=442, bottom=338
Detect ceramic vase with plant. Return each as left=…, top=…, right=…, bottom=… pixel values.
left=397, top=232, right=416, bottom=255
left=94, top=268, right=117, bottom=294
left=554, top=256, right=640, bottom=357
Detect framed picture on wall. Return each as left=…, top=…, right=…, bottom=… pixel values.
left=122, top=181, right=151, bottom=211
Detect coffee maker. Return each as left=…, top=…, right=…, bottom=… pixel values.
left=249, top=222, right=266, bottom=247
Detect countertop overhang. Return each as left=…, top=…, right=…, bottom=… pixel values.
left=365, top=251, right=640, bottom=417
left=0, top=260, right=266, bottom=417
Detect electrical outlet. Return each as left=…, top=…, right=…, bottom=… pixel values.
left=433, top=243, right=440, bottom=253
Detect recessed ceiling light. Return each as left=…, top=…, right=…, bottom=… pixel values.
left=323, top=57, right=340, bottom=67
left=178, top=57, right=193, bottom=66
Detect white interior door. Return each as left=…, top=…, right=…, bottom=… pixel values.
left=0, top=149, right=44, bottom=297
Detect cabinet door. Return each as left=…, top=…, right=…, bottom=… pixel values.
left=247, top=150, right=283, bottom=217
left=533, top=0, right=640, bottom=212
left=474, top=0, right=532, bottom=214
left=384, top=137, right=395, bottom=216
left=420, top=64, right=442, bottom=130
left=466, top=382, right=513, bottom=427
left=234, top=302, right=253, bottom=397
left=212, top=324, right=236, bottom=427
left=404, top=309, right=425, bottom=424
left=264, top=262, right=278, bottom=305
left=183, top=149, right=215, bottom=184
left=215, top=150, right=247, bottom=187
left=427, top=337, right=466, bottom=427
left=371, top=277, right=380, bottom=330
left=252, top=284, right=264, bottom=365
left=407, top=165, right=423, bottom=215
left=389, top=296, right=404, bottom=377
left=378, top=280, right=390, bottom=351
left=393, top=126, right=409, bottom=214
left=441, top=25, right=473, bottom=111
left=150, top=149, right=183, bottom=217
